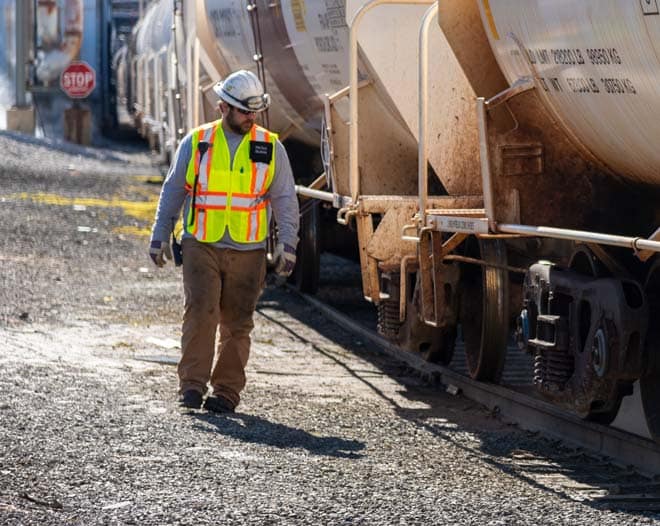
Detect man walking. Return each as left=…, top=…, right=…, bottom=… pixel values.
left=149, top=70, right=299, bottom=413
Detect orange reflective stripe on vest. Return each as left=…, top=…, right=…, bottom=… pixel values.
left=250, top=127, right=270, bottom=195
left=194, top=124, right=217, bottom=240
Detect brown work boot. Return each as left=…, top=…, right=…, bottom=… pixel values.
left=203, top=395, right=235, bottom=413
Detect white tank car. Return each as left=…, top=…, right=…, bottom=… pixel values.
left=479, top=0, right=660, bottom=187
left=130, top=1, right=173, bottom=159
left=317, top=0, right=660, bottom=446
left=129, top=0, right=354, bottom=158
left=434, top=0, right=660, bottom=441
left=128, top=0, right=478, bottom=196
left=133, top=0, right=352, bottom=148
left=189, top=0, right=349, bottom=145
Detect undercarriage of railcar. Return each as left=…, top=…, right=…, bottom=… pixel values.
left=303, top=0, right=660, bottom=447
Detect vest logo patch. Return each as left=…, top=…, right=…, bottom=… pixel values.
left=249, top=141, right=273, bottom=164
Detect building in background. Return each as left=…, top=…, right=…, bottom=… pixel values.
left=0, top=0, right=147, bottom=142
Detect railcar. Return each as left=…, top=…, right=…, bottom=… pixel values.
left=120, top=0, right=660, bottom=443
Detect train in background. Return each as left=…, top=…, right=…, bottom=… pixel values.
left=116, top=0, right=660, bottom=444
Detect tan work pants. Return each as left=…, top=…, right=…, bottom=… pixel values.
left=178, top=238, right=266, bottom=407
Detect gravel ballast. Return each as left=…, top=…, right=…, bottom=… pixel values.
left=1, top=130, right=659, bottom=525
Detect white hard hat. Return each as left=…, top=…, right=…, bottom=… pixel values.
left=213, top=70, right=270, bottom=113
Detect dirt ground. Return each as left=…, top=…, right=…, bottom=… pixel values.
left=1, top=131, right=660, bottom=525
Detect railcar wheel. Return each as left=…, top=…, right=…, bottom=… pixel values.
left=289, top=200, right=320, bottom=293
left=459, top=237, right=509, bottom=382
left=569, top=244, right=624, bottom=425
left=641, top=259, right=660, bottom=442
left=584, top=393, right=624, bottom=425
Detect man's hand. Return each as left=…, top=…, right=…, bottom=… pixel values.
left=273, top=242, right=296, bottom=277
left=149, top=240, right=173, bottom=267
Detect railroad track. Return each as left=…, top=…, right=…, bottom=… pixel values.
left=288, top=255, right=660, bottom=510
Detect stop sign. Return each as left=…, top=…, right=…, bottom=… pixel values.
left=60, top=61, right=96, bottom=99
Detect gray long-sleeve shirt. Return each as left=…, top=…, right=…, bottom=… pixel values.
left=150, top=123, right=299, bottom=251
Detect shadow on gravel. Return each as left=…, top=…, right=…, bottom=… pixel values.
left=191, top=412, right=365, bottom=459
left=258, top=286, right=660, bottom=517
left=256, top=302, right=403, bottom=410
left=406, top=411, right=660, bottom=514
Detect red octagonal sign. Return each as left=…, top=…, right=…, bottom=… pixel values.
left=60, top=61, right=96, bottom=99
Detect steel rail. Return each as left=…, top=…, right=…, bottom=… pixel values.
left=293, top=288, right=660, bottom=476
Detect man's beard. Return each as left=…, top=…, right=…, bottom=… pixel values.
left=226, top=111, right=253, bottom=135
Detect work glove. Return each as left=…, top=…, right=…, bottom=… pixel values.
left=273, top=242, right=296, bottom=277
left=149, top=240, right=173, bottom=267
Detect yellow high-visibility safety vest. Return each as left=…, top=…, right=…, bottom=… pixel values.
left=184, top=120, right=277, bottom=243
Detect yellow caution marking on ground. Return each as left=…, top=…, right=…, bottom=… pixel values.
left=124, top=184, right=163, bottom=201
left=482, top=0, right=500, bottom=40
left=4, top=192, right=157, bottom=237
left=114, top=225, right=153, bottom=237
